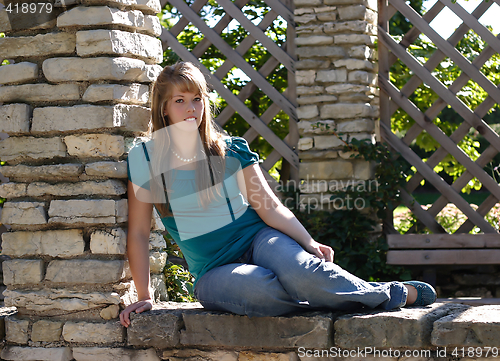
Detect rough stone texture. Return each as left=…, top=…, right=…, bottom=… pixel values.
left=296, top=36, right=333, bottom=46
left=314, top=135, right=345, bottom=149
left=0, top=182, right=28, bottom=198
left=432, top=305, right=500, bottom=347
left=162, top=349, right=238, bottom=361
left=3, top=260, right=44, bottom=285
left=1, top=229, right=85, bottom=257
left=296, top=70, right=316, bottom=85
left=116, top=199, right=128, bottom=223
left=334, top=58, right=374, bottom=70
left=83, top=84, right=150, bottom=104
left=27, top=180, right=126, bottom=197
left=297, top=95, right=338, bottom=105
left=298, top=120, right=336, bottom=135
left=296, top=46, right=345, bottom=58
left=180, top=311, right=333, bottom=348
left=299, top=160, right=353, bottom=179
left=3, top=288, right=121, bottom=312
left=0, top=84, right=80, bottom=103
left=316, top=69, right=347, bottom=83
left=32, top=104, right=150, bottom=133
left=0, top=62, right=38, bottom=85
left=149, top=232, right=167, bottom=250
left=85, top=161, right=127, bottom=178
left=325, top=83, right=370, bottom=94
left=320, top=103, right=376, bottom=119
left=348, top=70, right=377, bottom=85
left=298, top=137, right=313, bottom=151
left=337, top=119, right=374, bottom=132
left=62, top=321, right=124, bottom=343
left=149, top=251, right=167, bottom=274
left=31, top=320, right=64, bottom=342
left=63, top=134, right=125, bottom=158
left=76, top=30, right=163, bottom=63
left=100, top=305, right=120, bottom=320
left=49, top=199, right=116, bottom=218
left=88, top=0, right=162, bottom=13
left=45, top=260, right=125, bottom=284
left=299, top=150, right=338, bottom=160
left=1, top=346, right=73, bottom=361
left=297, top=59, right=330, bottom=70
left=5, top=316, right=29, bottom=344
left=335, top=303, right=470, bottom=348
left=297, top=86, right=324, bottom=95
left=0, top=32, right=75, bottom=58
left=0, top=164, right=84, bottom=182
left=0, top=202, right=47, bottom=226
left=151, top=274, right=168, bottom=302
left=239, top=351, right=298, bottom=361
left=0, top=136, right=66, bottom=164
left=90, top=228, right=127, bottom=254
left=0, top=104, right=30, bottom=135
left=72, top=347, right=161, bottom=361
left=297, top=105, right=319, bottom=119
left=42, top=57, right=159, bottom=82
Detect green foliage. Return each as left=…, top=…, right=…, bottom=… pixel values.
left=282, top=135, right=412, bottom=282
left=163, top=234, right=196, bottom=302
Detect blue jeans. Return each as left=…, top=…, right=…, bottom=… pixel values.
left=194, top=226, right=408, bottom=317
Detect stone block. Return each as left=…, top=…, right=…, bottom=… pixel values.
left=296, top=46, right=345, bottom=58
left=298, top=120, right=335, bottom=135
left=334, top=34, right=375, bottom=45
left=149, top=232, right=167, bottom=250
left=0, top=164, right=83, bottom=182
left=5, top=316, right=29, bottom=344
left=320, top=103, right=376, bottom=119
left=162, top=349, right=237, bottom=361
left=338, top=4, right=368, bottom=20
left=45, top=260, right=125, bottom=284
left=317, top=12, right=337, bottom=21
left=432, top=305, right=500, bottom=347
left=353, top=160, right=374, bottom=180
left=62, top=321, right=124, bottom=343
left=298, top=137, right=314, bottom=151
left=335, top=303, right=470, bottom=348
left=295, top=14, right=317, bottom=24
left=31, top=320, right=64, bottom=342
left=128, top=308, right=185, bottom=348
left=296, top=36, right=333, bottom=46
left=83, top=83, right=150, bottom=104
left=144, top=15, right=162, bottom=37
left=314, top=5, right=337, bottom=13
left=85, top=161, right=127, bottom=178
left=296, top=24, right=324, bottom=35
left=1, top=202, right=47, bottom=226
left=316, top=69, right=347, bottom=83
left=348, top=70, right=377, bottom=85
left=116, top=198, right=128, bottom=223
left=76, top=29, right=163, bottom=63
left=295, top=8, right=314, bottom=15
left=0, top=104, right=30, bottom=135
left=0, top=84, right=80, bottom=103
left=3, top=288, right=121, bottom=312
left=297, top=105, right=319, bottom=119
left=0, top=136, right=66, bottom=164
left=314, top=135, right=345, bottom=149
left=149, top=251, right=167, bottom=274
left=28, top=180, right=126, bottom=197
left=297, top=95, right=338, bottom=105
left=58, top=6, right=146, bottom=30
left=1, top=346, right=72, bottom=361
left=324, top=20, right=371, bottom=33
left=49, top=199, right=116, bottom=218
left=3, top=260, right=44, bottom=285
left=296, top=60, right=330, bottom=70
left=299, top=160, right=353, bottom=179
left=180, top=311, right=334, bottom=348
left=299, top=150, right=338, bottom=160
left=42, top=57, right=149, bottom=82
left=32, top=104, right=150, bottom=133
left=0, top=182, right=28, bottom=198
left=0, top=32, right=75, bottom=58
left=337, top=119, right=374, bottom=132
left=90, top=228, right=127, bottom=254
left=1, top=229, right=85, bottom=257
left=334, top=59, right=374, bottom=70
left=139, top=64, right=163, bottom=82
left=348, top=45, right=375, bottom=59
left=297, top=86, right=324, bottom=95
left=84, top=0, right=161, bottom=13
left=73, top=347, right=161, bottom=361
left=100, top=305, right=120, bottom=320
left=325, top=83, right=370, bottom=94
left=63, top=134, right=125, bottom=158
left=296, top=70, right=316, bottom=85
left=239, top=351, right=298, bottom=361
left=0, top=62, right=37, bottom=85
left=294, top=0, right=322, bottom=5
left=151, top=274, right=168, bottom=302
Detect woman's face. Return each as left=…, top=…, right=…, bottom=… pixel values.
left=163, top=86, right=204, bottom=132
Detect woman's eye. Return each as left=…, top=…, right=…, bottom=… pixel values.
left=194, top=97, right=202, bottom=102
left=175, top=99, right=183, bottom=103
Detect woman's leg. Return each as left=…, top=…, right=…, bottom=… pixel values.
left=194, top=262, right=312, bottom=317
left=248, top=227, right=408, bottom=311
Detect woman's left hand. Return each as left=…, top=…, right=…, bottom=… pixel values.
left=304, top=241, right=334, bottom=262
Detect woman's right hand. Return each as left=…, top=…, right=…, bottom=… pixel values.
left=119, top=298, right=153, bottom=328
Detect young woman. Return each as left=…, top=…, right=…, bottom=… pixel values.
left=119, top=62, right=436, bottom=328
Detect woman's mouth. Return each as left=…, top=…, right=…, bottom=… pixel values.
left=185, top=117, right=196, bottom=122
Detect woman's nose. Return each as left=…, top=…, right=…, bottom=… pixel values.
left=187, top=101, right=195, bottom=111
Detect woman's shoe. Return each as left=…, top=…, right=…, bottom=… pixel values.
left=403, top=281, right=437, bottom=306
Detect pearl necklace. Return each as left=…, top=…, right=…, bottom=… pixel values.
left=171, top=147, right=197, bottom=163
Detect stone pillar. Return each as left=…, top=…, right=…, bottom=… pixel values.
left=294, top=0, right=378, bottom=211
left=0, top=0, right=167, bottom=355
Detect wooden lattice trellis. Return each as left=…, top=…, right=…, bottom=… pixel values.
left=158, top=0, right=298, bottom=193
left=378, top=0, right=500, bottom=265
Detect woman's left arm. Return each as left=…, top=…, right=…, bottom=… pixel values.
left=237, top=164, right=334, bottom=262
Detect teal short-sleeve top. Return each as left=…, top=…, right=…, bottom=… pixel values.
left=127, top=136, right=268, bottom=285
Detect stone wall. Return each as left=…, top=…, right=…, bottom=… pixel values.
left=0, top=0, right=169, bottom=354
left=294, top=0, right=378, bottom=212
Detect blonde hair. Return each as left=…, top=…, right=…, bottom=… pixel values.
left=147, top=62, right=228, bottom=218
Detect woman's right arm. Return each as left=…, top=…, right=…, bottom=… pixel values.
left=119, top=180, right=154, bottom=328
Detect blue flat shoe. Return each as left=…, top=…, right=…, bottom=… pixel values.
left=403, top=281, right=437, bottom=306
